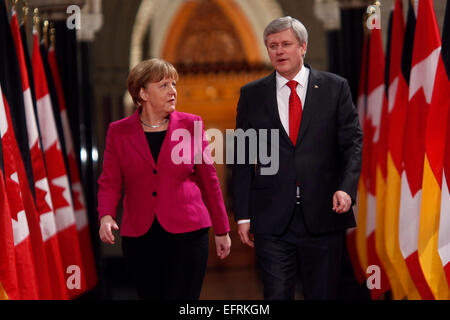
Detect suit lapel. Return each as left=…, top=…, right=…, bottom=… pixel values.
left=263, top=72, right=292, bottom=146
left=124, top=108, right=156, bottom=169
left=296, top=66, right=322, bottom=145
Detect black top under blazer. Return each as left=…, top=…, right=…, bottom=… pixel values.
left=232, top=66, right=364, bottom=235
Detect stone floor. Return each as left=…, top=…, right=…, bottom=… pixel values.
left=200, top=266, right=263, bottom=300
left=92, top=221, right=368, bottom=300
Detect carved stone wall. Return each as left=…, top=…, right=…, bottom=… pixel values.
left=174, top=1, right=245, bottom=64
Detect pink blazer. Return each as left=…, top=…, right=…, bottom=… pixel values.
left=97, top=108, right=230, bottom=237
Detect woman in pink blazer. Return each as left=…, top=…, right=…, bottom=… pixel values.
left=97, top=58, right=231, bottom=300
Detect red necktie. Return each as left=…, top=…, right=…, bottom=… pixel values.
left=287, top=80, right=302, bottom=145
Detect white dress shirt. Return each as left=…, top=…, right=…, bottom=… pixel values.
left=238, top=65, right=310, bottom=225
left=276, top=65, right=310, bottom=135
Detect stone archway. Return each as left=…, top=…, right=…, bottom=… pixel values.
left=161, top=0, right=263, bottom=64
left=129, top=0, right=282, bottom=70
left=125, top=0, right=283, bottom=112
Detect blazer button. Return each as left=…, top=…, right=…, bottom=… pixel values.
left=153, top=169, right=157, bottom=174
left=152, top=191, right=157, bottom=197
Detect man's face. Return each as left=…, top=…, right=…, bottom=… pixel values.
left=266, top=28, right=307, bottom=80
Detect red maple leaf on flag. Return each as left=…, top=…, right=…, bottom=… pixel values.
left=45, top=142, right=71, bottom=210
left=68, top=154, right=84, bottom=211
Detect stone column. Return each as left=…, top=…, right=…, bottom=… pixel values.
left=314, top=0, right=342, bottom=73
left=336, top=0, right=371, bottom=101
left=77, top=0, right=103, bottom=41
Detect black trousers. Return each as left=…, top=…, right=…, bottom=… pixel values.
left=254, top=202, right=344, bottom=300
left=121, top=217, right=209, bottom=300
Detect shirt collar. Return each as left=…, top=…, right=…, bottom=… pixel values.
left=276, top=64, right=309, bottom=90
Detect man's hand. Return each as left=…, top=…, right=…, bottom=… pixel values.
left=333, top=191, right=352, bottom=213
left=238, top=222, right=254, bottom=248
left=99, top=215, right=119, bottom=244
left=215, top=234, right=231, bottom=260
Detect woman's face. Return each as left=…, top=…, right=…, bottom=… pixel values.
left=140, top=77, right=177, bottom=115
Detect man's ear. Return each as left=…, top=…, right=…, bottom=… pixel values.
left=300, top=41, right=307, bottom=58
left=301, top=41, right=307, bottom=53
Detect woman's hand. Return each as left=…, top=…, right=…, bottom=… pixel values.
left=99, top=215, right=119, bottom=244
left=214, top=233, right=231, bottom=260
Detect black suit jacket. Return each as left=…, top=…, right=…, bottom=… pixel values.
left=232, top=66, right=363, bottom=235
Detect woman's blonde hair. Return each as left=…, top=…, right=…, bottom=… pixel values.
left=127, top=58, right=179, bottom=106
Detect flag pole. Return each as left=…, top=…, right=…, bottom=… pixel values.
left=42, top=19, right=49, bottom=49
left=49, top=21, right=55, bottom=50
left=33, top=8, right=39, bottom=38
left=22, top=0, right=29, bottom=37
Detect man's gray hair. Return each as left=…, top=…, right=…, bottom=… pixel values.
left=263, top=16, right=308, bottom=46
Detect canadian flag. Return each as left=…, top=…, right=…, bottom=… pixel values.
left=438, top=0, right=450, bottom=291
left=439, top=97, right=450, bottom=290
left=364, top=27, right=391, bottom=299
left=0, top=85, right=19, bottom=301
left=417, top=0, right=450, bottom=299
left=399, top=0, right=438, bottom=300
left=48, top=45, right=98, bottom=291
left=10, top=10, right=68, bottom=299
left=0, top=88, right=38, bottom=300
left=384, top=0, right=420, bottom=300
left=32, top=27, right=86, bottom=298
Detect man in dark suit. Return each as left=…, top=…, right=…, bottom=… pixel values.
left=232, top=16, right=363, bottom=300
